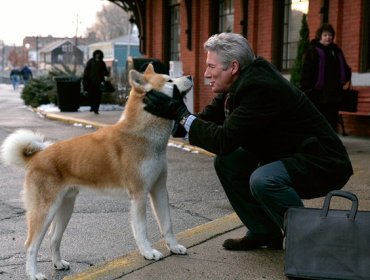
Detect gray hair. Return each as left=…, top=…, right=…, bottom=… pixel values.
left=204, top=33, right=255, bottom=70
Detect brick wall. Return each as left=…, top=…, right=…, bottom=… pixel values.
left=142, top=0, right=368, bottom=119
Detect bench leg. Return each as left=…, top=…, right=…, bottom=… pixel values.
left=338, top=115, right=348, bottom=136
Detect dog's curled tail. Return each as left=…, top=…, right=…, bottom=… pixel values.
left=1, top=129, right=51, bottom=168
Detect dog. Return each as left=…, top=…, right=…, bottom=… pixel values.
left=1, top=64, right=192, bottom=280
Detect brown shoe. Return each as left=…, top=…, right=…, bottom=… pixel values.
left=222, top=234, right=283, bottom=251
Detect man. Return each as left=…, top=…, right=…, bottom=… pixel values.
left=143, top=33, right=353, bottom=250
left=10, top=67, right=21, bottom=90
left=20, top=65, right=33, bottom=86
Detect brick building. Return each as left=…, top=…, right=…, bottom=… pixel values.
left=110, top=0, right=370, bottom=135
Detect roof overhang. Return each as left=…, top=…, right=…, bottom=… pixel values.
left=107, top=0, right=146, bottom=53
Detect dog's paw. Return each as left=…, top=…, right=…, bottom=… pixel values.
left=53, top=260, right=70, bottom=270
left=142, top=249, right=164, bottom=261
left=170, top=244, right=187, bottom=255
left=30, top=272, right=47, bottom=280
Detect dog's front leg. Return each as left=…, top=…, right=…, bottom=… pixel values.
left=149, top=174, right=187, bottom=255
left=130, top=193, right=163, bottom=260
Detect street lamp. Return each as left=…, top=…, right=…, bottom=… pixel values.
left=126, top=13, right=135, bottom=60
left=25, top=43, right=30, bottom=65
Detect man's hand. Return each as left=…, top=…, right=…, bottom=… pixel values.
left=143, top=85, right=191, bottom=122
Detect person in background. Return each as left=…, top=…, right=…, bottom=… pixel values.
left=10, top=67, right=21, bottom=90
left=20, top=65, right=33, bottom=86
left=143, top=32, right=353, bottom=251
left=83, top=49, right=109, bottom=114
left=300, top=23, right=351, bottom=131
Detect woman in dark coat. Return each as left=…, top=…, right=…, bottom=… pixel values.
left=83, top=49, right=109, bottom=114
left=143, top=33, right=353, bottom=251
left=300, top=23, right=351, bottom=130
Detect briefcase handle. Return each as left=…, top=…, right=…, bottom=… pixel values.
left=321, top=190, right=358, bottom=220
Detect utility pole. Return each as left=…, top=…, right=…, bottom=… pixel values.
left=1, top=40, right=4, bottom=71
left=73, top=14, right=81, bottom=73
left=36, top=36, right=39, bottom=72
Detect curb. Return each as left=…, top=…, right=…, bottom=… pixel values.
left=37, top=110, right=108, bottom=129
left=64, top=213, right=242, bottom=280
left=39, top=110, right=215, bottom=157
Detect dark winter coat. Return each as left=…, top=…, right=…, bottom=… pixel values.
left=300, top=40, right=351, bottom=105
left=188, top=57, right=353, bottom=199
left=83, top=58, right=109, bottom=92
left=20, top=66, right=33, bottom=80
left=10, top=69, right=21, bottom=77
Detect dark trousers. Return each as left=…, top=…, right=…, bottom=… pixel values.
left=88, top=87, right=102, bottom=113
left=214, top=148, right=303, bottom=238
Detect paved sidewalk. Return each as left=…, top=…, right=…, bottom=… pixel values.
left=40, top=108, right=370, bottom=280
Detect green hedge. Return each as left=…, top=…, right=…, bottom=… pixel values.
left=21, top=76, right=57, bottom=108
left=290, top=14, right=310, bottom=87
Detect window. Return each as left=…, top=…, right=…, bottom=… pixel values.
left=281, top=0, right=309, bottom=71
left=219, top=0, right=234, bottom=32
left=169, top=0, right=181, bottom=61
left=62, top=44, right=73, bottom=53
left=210, top=0, right=234, bottom=34
left=361, top=0, right=370, bottom=72
left=320, top=0, right=329, bottom=23
left=241, top=0, right=249, bottom=37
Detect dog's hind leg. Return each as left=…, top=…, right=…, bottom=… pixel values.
left=149, top=171, right=187, bottom=255
left=24, top=182, right=67, bottom=280
left=130, top=191, right=164, bottom=260
left=49, top=187, right=78, bottom=271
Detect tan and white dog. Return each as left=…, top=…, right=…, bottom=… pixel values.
left=1, top=64, right=192, bottom=280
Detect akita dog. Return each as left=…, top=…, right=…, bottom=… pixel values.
left=1, top=64, right=192, bottom=280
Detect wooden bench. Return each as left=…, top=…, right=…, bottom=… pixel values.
left=339, top=88, right=370, bottom=137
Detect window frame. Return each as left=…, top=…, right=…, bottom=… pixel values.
left=218, top=0, right=234, bottom=33
left=280, top=0, right=309, bottom=72
left=361, top=0, right=370, bottom=72
left=169, top=0, right=181, bottom=61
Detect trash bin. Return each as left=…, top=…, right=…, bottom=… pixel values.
left=126, top=57, right=169, bottom=74
left=55, top=76, right=81, bottom=112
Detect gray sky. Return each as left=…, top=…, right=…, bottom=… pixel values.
left=0, top=0, right=107, bottom=45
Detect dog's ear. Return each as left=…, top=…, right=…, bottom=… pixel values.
left=129, top=69, right=147, bottom=92
left=143, top=63, right=155, bottom=75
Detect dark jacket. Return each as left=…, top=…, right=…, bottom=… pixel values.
left=83, top=57, right=109, bottom=91
left=20, top=66, right=33, bottom=80
left=10, top=69, right=21, bottom=77
left=188, top=57, right=353, bottom=198
left=300, top=40, right=351, bottom=105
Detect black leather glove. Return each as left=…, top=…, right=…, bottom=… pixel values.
left=143, top=85, right=191, bottom=122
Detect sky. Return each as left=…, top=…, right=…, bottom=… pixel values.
left=0, top=0, right=108, bottom=46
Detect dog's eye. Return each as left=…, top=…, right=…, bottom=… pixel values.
left=167, top=79, right=173, bottom=83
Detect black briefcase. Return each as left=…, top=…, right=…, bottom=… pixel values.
left=284, top=190, right=370, bottom=280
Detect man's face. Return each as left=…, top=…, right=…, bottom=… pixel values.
left=204, top=51, right=234, bottom=93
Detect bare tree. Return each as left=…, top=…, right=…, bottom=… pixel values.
left=86, top=3, right=130, bottom=41
left=8, top=47, right=28, bottom=67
